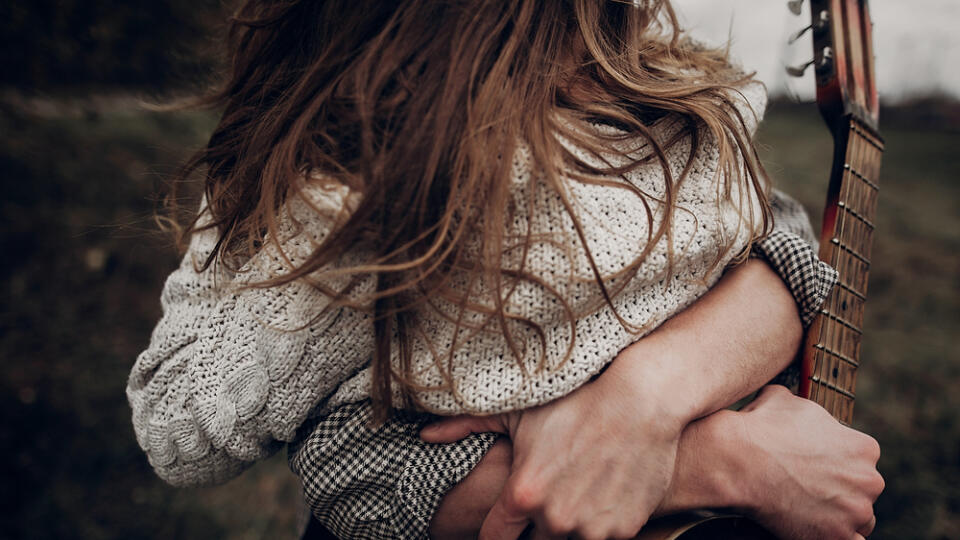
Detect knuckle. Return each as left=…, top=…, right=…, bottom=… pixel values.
left=851, top=500, right=875, bottom=527
left=504, top=478, right=542, bottom=514
left=541, top=505, right=575, bottom=535
left=872, top=471, right=886, bottom=497
left=864, top=435, right=882, bottom=462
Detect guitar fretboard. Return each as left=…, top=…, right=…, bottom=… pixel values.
left=802, top=116, right=884, bottom=425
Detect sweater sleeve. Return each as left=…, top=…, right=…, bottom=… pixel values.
left=126, top=183, right=375, bottom=487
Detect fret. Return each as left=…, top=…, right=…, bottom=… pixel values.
left=830, top=217, right=875, bottom=263
left=808, top=375, right=857, bottom=399
left=837, top=201, right=875, bottom=229
left=837, top=280, right=866, bottom=301
left=809, top=383, right=855, bottom=425
left=830, top=238, right=871, bottom=266
left=818, top=317, right=862, bottom=362
left=813, top=343, right=860, bottom=368
left=813, top=350, right=859, bottom=414
left=829, top=285, right=865, bottom=329
left=831, top=253, right=870, bottom=299
left=820, top=308, right=862, bottom=335
left=843, top=163, right=879, bottom=191
left=819, top=323, right=854, bottom=356
left=851, top=124, right=884, bottom=151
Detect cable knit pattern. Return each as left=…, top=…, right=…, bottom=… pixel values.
left=127, top=183, right=377, bottom=485
left=128, top=83, right=770, bottom=485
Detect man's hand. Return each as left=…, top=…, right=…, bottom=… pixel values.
left=425, top=259, right=881, bottom=539
left=424, top=259, right=805, bottom=539
left=429, top=438, right=513, bottom=540
left=427, top=386, right=884, bottom=540
left=719, top=386, right=884, bottom=539
left=423, top=367, right=686, bottom=540
left=656, top=385, right=883, bottom=539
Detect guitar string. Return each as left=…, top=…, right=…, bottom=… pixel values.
left=837, top=121, right=871, bottom=422
left=836, top=120, right=864, bottom=420
left=818, top=118, right=856, bottom=416
left=830, top=122, right=856, bottom=418
left=850, top=124, right=875, bottom=421
left=850, top=124, right=872, bottom=421
left=814, top=121, right=843, bottom=411
left=822, top=122, right=849, bottom=417
left=826, top=118, right=862, bottom=418
left=850, top=125, right=882, bottom=423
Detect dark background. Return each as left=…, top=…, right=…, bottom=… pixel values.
left=1, top=2, right=957, bottom=538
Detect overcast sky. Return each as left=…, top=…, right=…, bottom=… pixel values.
left=671, top=0, right=959, bottom=102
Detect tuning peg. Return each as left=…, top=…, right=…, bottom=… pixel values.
left=788, top=10, right=830, bottom=44
left=787, top=46, right=834, bottom=77
left=789, top=24, right=813, bottom=44
left=786, top=59, right=814, bottom=77
left=787, top=0, right=804, bottom=15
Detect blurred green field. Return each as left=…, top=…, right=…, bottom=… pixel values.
left=0, top=98, right=957, bottom=539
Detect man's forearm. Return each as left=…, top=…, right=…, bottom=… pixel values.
left=432, top=388, right=883, bottom=539
left=657, top=386, right=883, bottom=538
left=430, top=259, right=806, bottom=538
left=603, top=258, right=804, bottom=425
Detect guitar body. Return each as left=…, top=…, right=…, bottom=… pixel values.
left=635, top=513, right=774, bottom=540
left=638, top=0, right=884, bottom=537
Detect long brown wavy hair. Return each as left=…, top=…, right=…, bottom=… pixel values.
left=169, top=0, right=771, bottom=419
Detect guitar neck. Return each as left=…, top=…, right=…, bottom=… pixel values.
left=800, top=116, right=884, bottom=424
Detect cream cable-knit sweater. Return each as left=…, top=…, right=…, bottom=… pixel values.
left=128, top=84, right=767, bottom=486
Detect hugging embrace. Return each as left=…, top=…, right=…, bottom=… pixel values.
left=127, top=1, right=883, bottom=538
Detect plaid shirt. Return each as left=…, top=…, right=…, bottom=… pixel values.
left=288, top=190, right=838, bottom=540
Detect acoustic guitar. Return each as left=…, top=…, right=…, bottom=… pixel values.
left=637, top=0, right=885, bottom=537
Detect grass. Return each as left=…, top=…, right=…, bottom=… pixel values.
left=0, top=98, right=956, bottom=539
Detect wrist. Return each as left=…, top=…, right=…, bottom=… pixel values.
left=655, top=409, right=755, bottom=516
left=602, top=334, right=709, bottom=427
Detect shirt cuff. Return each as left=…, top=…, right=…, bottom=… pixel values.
left=751, top=229, right=838, bottom=330
left=289, top=402, right=497, bottom=540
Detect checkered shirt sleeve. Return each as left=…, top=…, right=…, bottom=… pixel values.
left=754, top=190, right=839, bottom=329
left=288, top=190, right=838, bottom=539
left=288, top=402, right=497, bottom=540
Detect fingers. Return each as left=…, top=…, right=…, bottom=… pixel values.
left=479, top=493, right=531, bottom=540
left=420, top=414, right=507, bottom=443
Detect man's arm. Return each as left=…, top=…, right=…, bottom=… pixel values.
left=424, top=259, right=805, bottom=538
left=661, top=385, right=883, bottom=539
left=606, top=257, right=805, bottom=424
left=291, top=193, right=843, bottom=539
left=430, top=386, right=883, bottom=540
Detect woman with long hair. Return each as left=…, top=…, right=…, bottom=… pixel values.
left=127, top=0, right=883, bottom=538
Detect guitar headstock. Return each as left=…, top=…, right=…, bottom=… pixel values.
left=792, top=0, right=880, bottom=133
